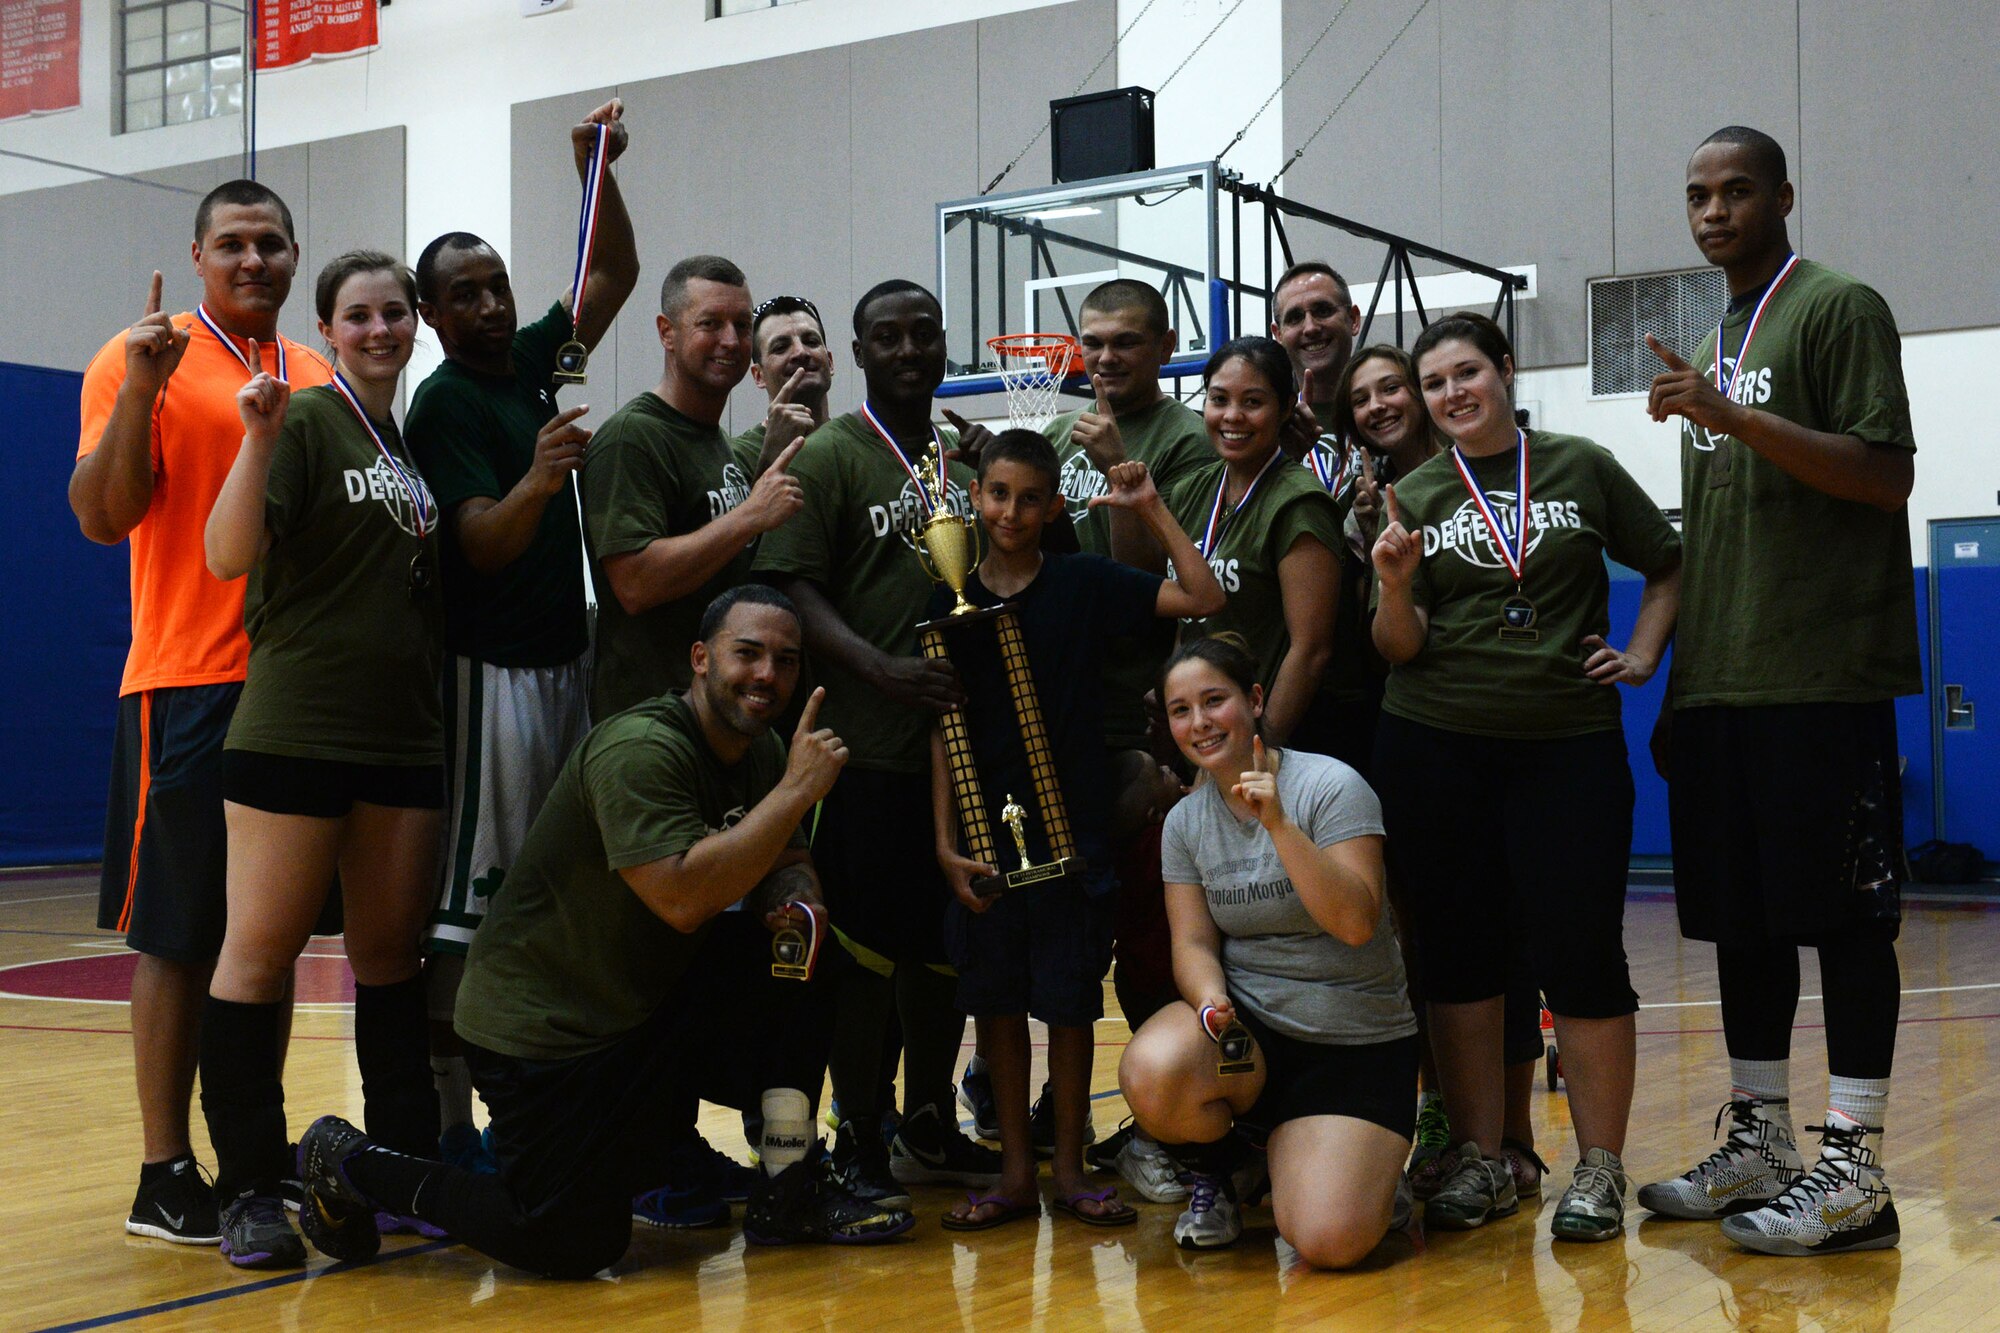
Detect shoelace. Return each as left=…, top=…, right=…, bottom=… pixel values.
left=1414, top=1100, right=1451, bottom=1149
left=1686, top=1099, right=1769, bottom=1176
left=1570, top=1160, right=1624, bottom=1202
left=1184, top=1172, right=1223, bottom=1214
left=1763, top=1125, right=1874, bottom=1220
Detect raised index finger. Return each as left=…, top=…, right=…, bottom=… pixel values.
left=770, top=438, right=805, bottom=474
left=1645, top=333, right=1693, bottom=374
left=145, top=270, right=163, bottom=317
left=1300, top=367, right=1315, bottom=405
left=794, top=685, right=824, bottom=736
left=1384, top=483, right=1401, bottom=526
left=773, top=366, right=805, bottom=406
left=1251, top=735, right=1267, bottom=773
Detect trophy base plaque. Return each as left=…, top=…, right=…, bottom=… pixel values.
left=972, top=853, right=1087, bottom=900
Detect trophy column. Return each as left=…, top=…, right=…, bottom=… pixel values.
left=919, top=626, right=1001, bottom=871
left=992, top=612, right=1076, bottom=863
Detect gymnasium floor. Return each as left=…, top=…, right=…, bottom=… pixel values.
left=3, top=867, right=1996, bottom=1332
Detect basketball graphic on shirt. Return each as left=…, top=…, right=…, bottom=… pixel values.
left=1424, top=492, right=1576, bottom=568
left=1689, top=353, right=1775, bottom=452
left=1060, top=448, right=1107, bottom=522
left=343, top=456, right=437, bottom=537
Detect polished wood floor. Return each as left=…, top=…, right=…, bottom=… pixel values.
left=3, top=870, right=1997, bottom=1331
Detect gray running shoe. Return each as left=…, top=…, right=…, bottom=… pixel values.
left=1173, top=1171, right=1243, bottom=1250
left=1637, top=1098, right=1802, bottom=1220
left=1719, top=1119, right=1899, bottom=1257
left=1550, top=1147, right=1628, bottom=1242
left=1425, top=1142, right=1519, bottom=1230
left=218, top=1192, right=306, bottom=1269
left=1085, top=1121, right=1188, bottom=1204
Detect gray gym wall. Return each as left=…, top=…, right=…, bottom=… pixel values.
left=507, top=1, right=1119, bottom=435
left=1278, top=0, right=2000, bottom=369
left=1, top=129, right=406, bottom=374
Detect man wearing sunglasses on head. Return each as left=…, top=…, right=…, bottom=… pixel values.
left=736, top=295, right=836, bottom=482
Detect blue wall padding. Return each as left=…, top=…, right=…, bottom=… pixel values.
left=2, top=361, right=129, bottom=866
left=1606, top=565, right=1934, bottom=858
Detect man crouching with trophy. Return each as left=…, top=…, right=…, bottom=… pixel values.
left=923, top=427, right=1224, bottom=1232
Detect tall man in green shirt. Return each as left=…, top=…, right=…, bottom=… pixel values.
left=753, top=279, right=1003, bottom=1208
left=1638, top=126, right=1917, bottom=1258
left=294, top=587, right=913, bottom=1274
left=406, top=99, right=638, bottom=1173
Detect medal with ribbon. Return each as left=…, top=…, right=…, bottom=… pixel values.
left=1198, top=447, right=1288, bottom=561
left=197, top=305, right=287, bottom=384
left=1304, top=435, right=1355, bottom=501
left=1450, top=428, right=1539, bottom=642
left=1715, top=251, right=1800, bottom=404
left=1200, top=1004, right=1258, bottom=1076
left=770, top=901, right=829, bottom=981
left=860, top=399, right=946, bottom=535
left=328, top=372, right=438, bottom=597
left=553, top=123, right=610, bottom=385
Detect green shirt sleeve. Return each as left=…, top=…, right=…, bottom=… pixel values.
left=1593, top=445, right=1683, bottom=577
left=587, top=728, right=711, bottom=869
left=749, top=422, right=841, bottom=582
left=1807, top=283, right=1916, bottom=452
left=1265, top=489, right=1344, bottom=571
left=583, top=414, right=679, bottom=561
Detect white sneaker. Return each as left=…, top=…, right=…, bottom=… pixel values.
left=1719, top=1115, right=1899, bottom=1256
left=1173, top=1171, right=1243, bottom=1250
left=1637, top=1098, right=1803, bottom=1221
left=1085, top=1122, right=1187, bottom=1204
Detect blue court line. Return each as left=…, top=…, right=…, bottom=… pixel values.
left=32, top=1240, right=454, bottom=1333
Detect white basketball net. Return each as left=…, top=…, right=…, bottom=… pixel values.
left=990, top=336, right=1080, bottom=430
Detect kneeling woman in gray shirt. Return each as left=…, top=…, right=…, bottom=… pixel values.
left=1119, top=634, right=1418, bottom=1266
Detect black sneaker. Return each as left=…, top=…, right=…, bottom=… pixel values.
left=219, top=1192, right=306, bottom=1269
left=1028, top=1081, right=1098, bottom=1159
left=889, top=1103, right=1003, bottom=1189
left=743, top=1145, right=916, bottom=1246
left=296, top=1116, right=384, bottom=1263
left=127, top=1155, right=221, bottom=1245
left=671, top=1132, right=759, bottom=1206
left=830, top=1117, right=913, bottom=1211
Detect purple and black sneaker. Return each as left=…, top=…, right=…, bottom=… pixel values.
left=218, top=1192, right=306, bottom=1269
left=296, top=1116, right=382, bottom=1263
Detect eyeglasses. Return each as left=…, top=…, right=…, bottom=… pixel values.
left=752, top=295, right=823, bottom=328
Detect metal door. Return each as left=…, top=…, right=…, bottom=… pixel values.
left=1930, top=518, right=2000, bottom=852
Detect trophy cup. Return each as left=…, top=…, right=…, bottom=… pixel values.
left=911, top=448, right=1084, bottom=898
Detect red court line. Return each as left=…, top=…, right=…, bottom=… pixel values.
left=0, top=1023, right=352, bottom=1041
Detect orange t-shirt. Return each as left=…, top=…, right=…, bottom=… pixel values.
left=78, top=314, right=332, bottom=696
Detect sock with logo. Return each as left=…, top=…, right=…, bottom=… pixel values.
left=761, top=1088, right=815, bottom=1176
left=1826, top=1078, right=1889, bottom=1164
left=1728, top=1057, right=1790, bottom=1106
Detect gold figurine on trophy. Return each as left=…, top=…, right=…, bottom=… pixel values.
left=911, top=438, right=1083, bottom=899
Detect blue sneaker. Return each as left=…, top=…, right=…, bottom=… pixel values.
left=957, top=1061, right=999, bottom=1140
left=633, top=1179, right=729, bottom=1230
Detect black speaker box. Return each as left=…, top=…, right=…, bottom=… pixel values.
left=1050, top=86, right=1155, bottom=184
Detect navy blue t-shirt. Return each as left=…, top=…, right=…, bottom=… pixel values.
left=927, top=551, right=1163, bottom=876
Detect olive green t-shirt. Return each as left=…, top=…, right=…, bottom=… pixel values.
left=1675, top=259, right=1920, bottom=708
left=227, top=386, right=444, bottom=764
left=750, top=410, right=972, bottom=772
left=582, top=391, right=755, bottom=719
left=1377, top=431, right=1682, bottom=739
left=454, top=692, right=803, bottom=1060
left=1299, top=437, right=1379, bottom=705
left=733, top=421, right=766, bottom=475
left=404, top=302, right=587, bottom=668
left=1044, top=396, right=1215, bottom=748
left=1166, top=455, right=1345, bottom=695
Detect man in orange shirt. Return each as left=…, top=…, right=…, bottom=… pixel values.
left=70, top=180, right=331, bottom=1246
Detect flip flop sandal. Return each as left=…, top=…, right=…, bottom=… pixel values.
left=1051, top=1186, right=1137, bottom=1227
left=940, top=1191, right=1041, bottom=1232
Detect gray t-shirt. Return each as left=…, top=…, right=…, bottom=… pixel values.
left=1159, top=749, right=1415, bottom=1045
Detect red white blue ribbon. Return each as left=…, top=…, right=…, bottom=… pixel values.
left=1715, top=252, right=1800, bottom=402
left=1305, top=436, right=1353, bottom=500
left=328, top=372, right=436, bottom=539
left=1450, top=428, right=1530, bottom=584
left=860, top=400, right=942, bottom=516
left=567, top=123, right=610, bottom=332
left=1199, top=1004, right=1229, bottom=1043
left=197, top=304, right=286, bottom=383
left=1198, top=447, right=1287, bottom=560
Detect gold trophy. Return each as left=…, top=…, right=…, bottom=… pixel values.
left=911, top=445, right=1084, bottom=898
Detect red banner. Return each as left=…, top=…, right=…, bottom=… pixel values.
left=0, top=0, right=79, bottom=122
left=256, top=0, right=379, bottom=71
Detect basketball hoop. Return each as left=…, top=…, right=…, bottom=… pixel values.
left=987, top=333, right=1082, bottom=430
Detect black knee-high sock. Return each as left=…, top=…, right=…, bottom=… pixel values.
left=1817, top=928, right=1900, bottom=1079
left=895, top=962, right=965, bottom=1120
left=828, top=961, right=895, bottom=1122
left=353, top=975, right=440, bottom=1157
left=200, top=996, right=291, bottom=1200
left=1716, top=940, right=1800, bottom=1062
